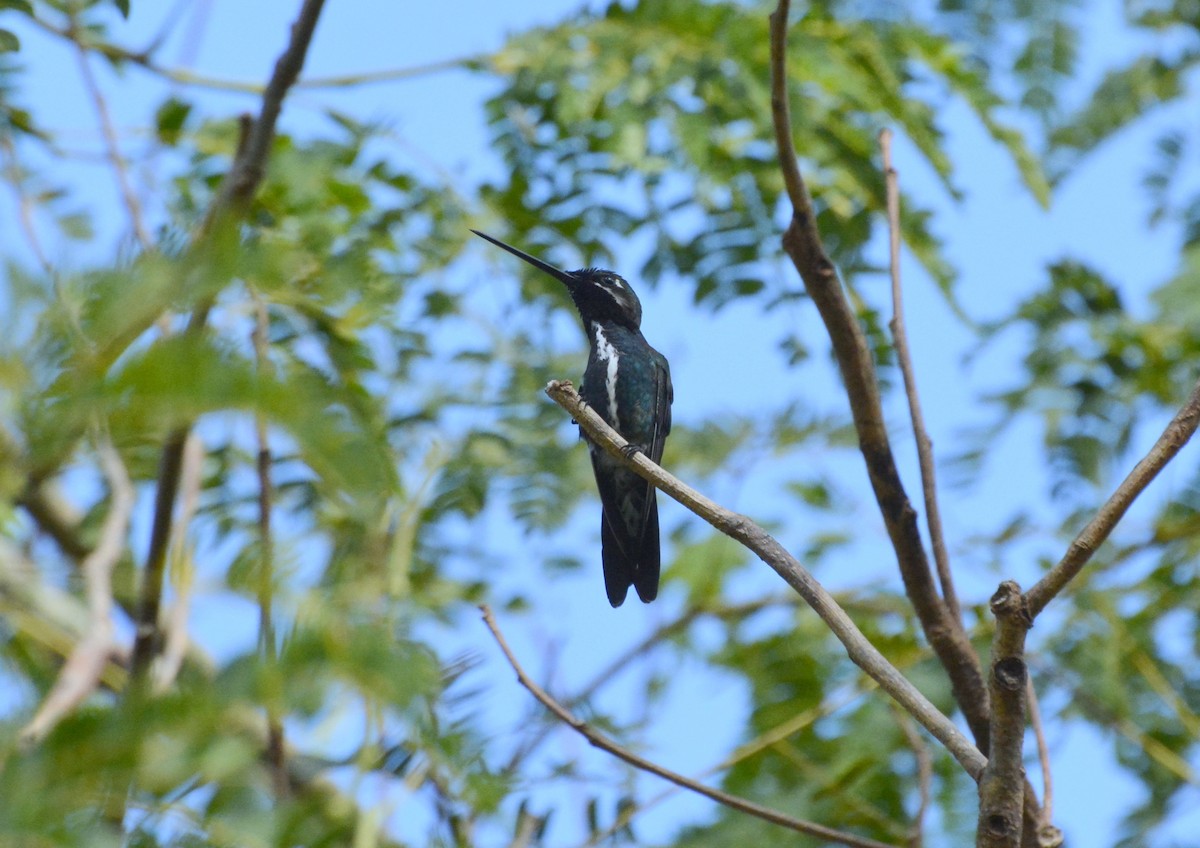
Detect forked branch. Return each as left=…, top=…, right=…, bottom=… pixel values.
left=767, top=0, right=990, bottom=748
left=880, top=128, right=961, bottom=623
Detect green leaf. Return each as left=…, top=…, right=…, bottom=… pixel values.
left=154, top=96, right=192, bottom=145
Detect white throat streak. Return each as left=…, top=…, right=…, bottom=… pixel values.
left=592, top=323, right=620, bottom=424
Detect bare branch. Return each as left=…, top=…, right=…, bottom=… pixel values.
left=880, top=128, right=961, bottom=623
left=976, top=583, right=1031, bottom=848
left=546, top=380, right=986, bottom=778
left=203, top=0, right=328, bottom=227
left=1025, top=677, right=1053, bottom=827
left=132, top=0, right=328, bottom=685
left=21, top=433, right=133, bottom=743
left=481, top=605, right=899, bottom=848
left=767, top=0, right=989, bottom=747
left=1025, top=376, right=1200, bottom=618
left=152, top=431, right=204, bottom=693
left=131, top=427, right=188, bottom=683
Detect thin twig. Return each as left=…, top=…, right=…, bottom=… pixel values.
left=1025, top=676, right=1052, bottom=823
left=578, top=649, right=935, bottom=848
left=1024, top=376, right=1200, bottom=618
left=68, top=15, right=153, bottom=250
left=504, top=596, right=792, bottom=774
left=767, top=0, right=990, bottom=749
left=34, top=15, right=477, bottom=94
left=252, top=291, right=288, bottom=798
left=893, top=707, right=932, bottom=848
left=20, top=433, right=133, bottom=743
left=546, top=380, right=986, bottom=779
left=976, top=582, right=1031, bottom=848
left=481, top=605, right=899, bottom=848
left=0, top=135, right=54, bottom=275
left=880, top=128, right=961, bottom=623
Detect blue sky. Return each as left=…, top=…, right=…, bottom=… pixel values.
left=4, top=1, right=1198, bottom=845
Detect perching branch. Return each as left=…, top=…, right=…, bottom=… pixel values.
left=21, top=433, right=133, bottom=743
left=1024, top=376, right=1200, bottom=618
left=880, top=128, right=961, bottom=623
left=481, top=605, right=899, bottom=848
left=976, top=583, right=1031, bottom=848
left=546, top=380, right=986, bottom=779
left=768, top=0, right=990, bottom=748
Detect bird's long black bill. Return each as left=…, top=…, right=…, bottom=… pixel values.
left=471, top=229, right=576, bottom=287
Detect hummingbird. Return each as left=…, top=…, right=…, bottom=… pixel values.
left=472, top=230, right=673, bottom=607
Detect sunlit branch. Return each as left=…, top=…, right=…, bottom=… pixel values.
left=20, top=432, right=133, bottom=743
left=880, top=127, right=961, bottom=623
left=1024, top=376, right=1200, bottom=618
left=546, top=380, right=986, bottom=779
left=976, top=582, right=1031, bottom=848
left=482, top=605, right=899, bottom=848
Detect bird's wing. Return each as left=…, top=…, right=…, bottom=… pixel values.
left=648, top=353, right=672, bottom=465
left=629, top=354, right=671, bottom=602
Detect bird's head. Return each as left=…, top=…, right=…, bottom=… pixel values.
left=472, top=230, right=643, bottom=330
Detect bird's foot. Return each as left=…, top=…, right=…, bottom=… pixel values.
left=621, top=443, right=644, bottom=460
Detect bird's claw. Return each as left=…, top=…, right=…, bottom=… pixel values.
left=621, top=443, right=643, bottom=460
